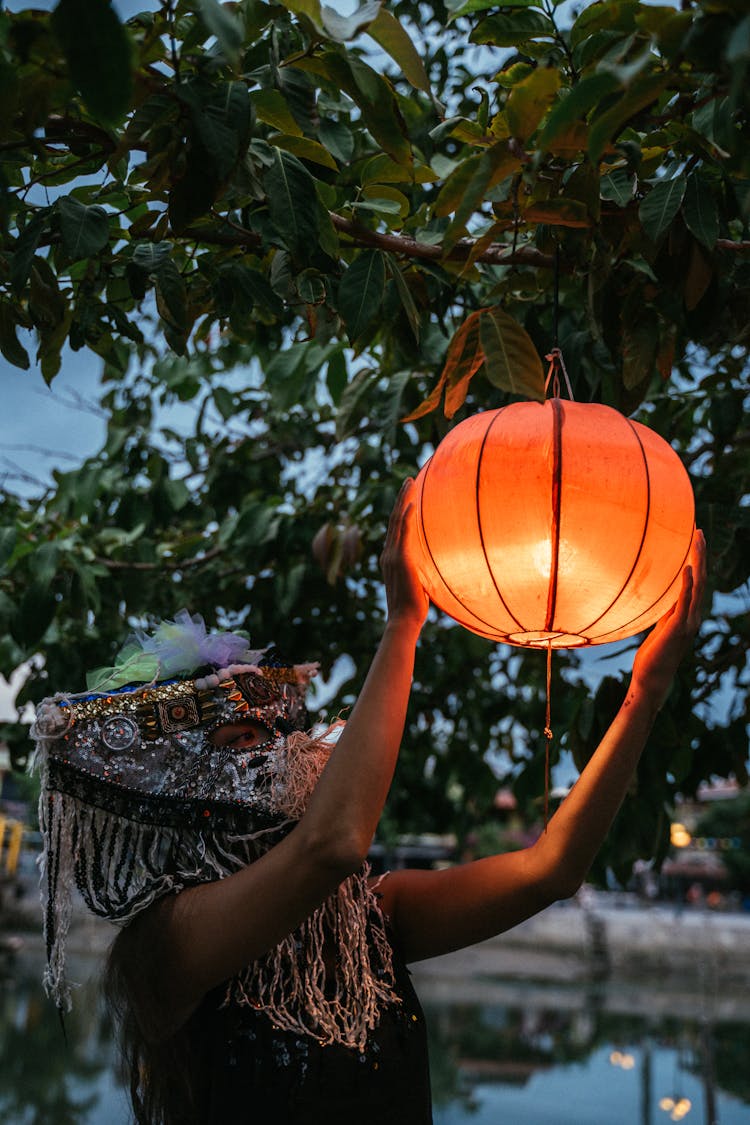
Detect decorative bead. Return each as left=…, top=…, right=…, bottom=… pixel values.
left=101, top=714, right=139, bottom=752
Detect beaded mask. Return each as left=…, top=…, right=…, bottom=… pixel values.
left=32, top=612, right=398, bottom=1049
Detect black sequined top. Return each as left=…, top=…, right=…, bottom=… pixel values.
left=196, top=938, right=433, bottom=1125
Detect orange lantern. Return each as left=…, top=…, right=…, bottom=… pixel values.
left=413, top=399, right=695, bottom=648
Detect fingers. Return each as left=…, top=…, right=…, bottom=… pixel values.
left=669, top=529, right=705, bottom=637
left=687, top=527, right=706, bottom=630
left=384, top=479, right=415, bottom=546
left=380, top=479, right=415, bottom=570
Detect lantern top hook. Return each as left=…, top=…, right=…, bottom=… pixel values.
left=544, top=347, right=574, bottom=401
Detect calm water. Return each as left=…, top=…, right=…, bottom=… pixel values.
left=2, top=946, right=749, bottom=1124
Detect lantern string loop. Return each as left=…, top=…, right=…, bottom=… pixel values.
left=544, top=347, right=574, bottom=402
left=543, top=642, right=553, bottom=832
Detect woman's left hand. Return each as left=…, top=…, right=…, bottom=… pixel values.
left=631, top=528, right=706, bottom=708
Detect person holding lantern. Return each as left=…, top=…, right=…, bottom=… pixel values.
left=31, top=480, right=705, bottom=1125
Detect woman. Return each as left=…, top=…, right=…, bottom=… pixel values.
left=32, top=481, right=705, bottom=1124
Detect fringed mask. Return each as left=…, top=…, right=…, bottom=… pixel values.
left=32, top=611, right=398, bottom=1049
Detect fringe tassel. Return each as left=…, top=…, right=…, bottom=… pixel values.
left=228, top=864, right=398, bottom=1051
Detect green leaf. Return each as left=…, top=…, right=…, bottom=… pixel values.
left=222, top=263, right=284, bottom=318
left=570, top=0, right=639, bottom=48
left=51, top=0, right=133, bottom=125
left=320, top=0, right=381, bottom=41
left=17, top=583, right=56, bottom=647
left=0, top=303, right=29, bottom=369
left=587, top=73, right=668, bottom=162
left=29, top=258, right=66, bottom=330
left=600, top=169, right=636, bottom=206
left=622, top=310, right=658, bottom=389
left=326, top=349, right=348, bottom=405
left=11, top=213, right=49, bottom=295
left=317, top=52, right=411, bottom=165
left=213, top=386, right=235, bottom=421
left=278, top=0, right=323, bottom=29
left=505, top=66, right=561, bottom=141
left=0, top=527, right=17, bottom=572
left=434, top=154, right=481, bottom=218
left=336, top=367, right=379, bottom=439
left=296, top=269, right=327, bottom=305
left=57, top=196, right=110, bottom=261
left=449, top=0, right=538, bottom=16
left=443, top=144, right=520, bottom=250
left=0, top=59, right=19, bottom=141
left=169, top=156, right=219, bottom=233
left=251, top=88, right=303, bottom=137
left=202, top=83, right=252, bottom=173
left=199, top=0, right=244, bottom=66
left=478, top=307, right=545, bottom=401
left=386, top=255, right=420, bottom=342
left=338, top=250, right=386, bottom=344
left=132, top=242, right=172, bottom=274
left=154, top=260, right=188, bottom=344
left=353, top=195, right=404, bottom=214
left=470, top=10, right=556, bottom=47
left=33, top=542, right=60, bottom=588
left=319, top=118, right=355, bottom=163
left=367, top=8, right=431, bottom=94
left=262, top=147, right=320, bottom=259
left=638, top=175, right=687, bottom=243
left=272, top=134, right=338, bottom=170
left=684, top=240, right=713, bottom=311
left=537, top=73, right=619, bottom=153
left=683, top=174, right=719, bottom=250
left=165, top=477, right=191, bottom=512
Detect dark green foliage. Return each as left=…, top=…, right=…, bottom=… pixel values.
left=0, top=0, right=748, bottom=875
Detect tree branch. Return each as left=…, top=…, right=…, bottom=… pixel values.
left=94, top=546, right=223, bottom=572
left=184, top=215, right=554, bottom=268
left=328, top=212, right=554, bottom=268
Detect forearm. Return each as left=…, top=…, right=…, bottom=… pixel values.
left=381, top=681, right=663, bottom=963
left=297, top=614, right=422, bottom=863
left=531, top=681, right=661, bottom=895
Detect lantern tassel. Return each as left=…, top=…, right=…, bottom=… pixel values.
left=543, top=642, right=553, bottom=832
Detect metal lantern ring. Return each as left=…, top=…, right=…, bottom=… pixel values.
left=413, top=399, right=695, bottom=649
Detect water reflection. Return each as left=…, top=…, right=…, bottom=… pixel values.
left=0, top=947, right=129, bottom=1125
left=2, top=946, right=749, bottom=1124
left=424, top=987, right=750, bottom=1125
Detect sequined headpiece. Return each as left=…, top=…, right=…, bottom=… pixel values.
left=32, top=612, right=398, bottom=1048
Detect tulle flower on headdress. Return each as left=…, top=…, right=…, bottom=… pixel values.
left=86, top=609, right=265, bottom=692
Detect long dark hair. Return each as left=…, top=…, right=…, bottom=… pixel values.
left=104, top=905, right=210, bottom=1125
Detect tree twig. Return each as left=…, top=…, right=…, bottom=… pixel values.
left=94, top=546, right=224, bottom=572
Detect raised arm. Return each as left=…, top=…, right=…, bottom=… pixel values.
left=131, top=481, right=428, bottom=1032
left=379, top=531, right=706, bottom=964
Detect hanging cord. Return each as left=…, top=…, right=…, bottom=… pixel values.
left=543, top=641, right=553, bottom=831
left=544, top=348, right=575, bottom=400
left=552, top=241, right=560, bottom=349
left=544, top=242, right=575, bottom=402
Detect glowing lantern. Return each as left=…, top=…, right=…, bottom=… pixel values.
left=413, top=399, right=695, bottom=648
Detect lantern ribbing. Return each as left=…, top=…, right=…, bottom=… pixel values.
left=413, top=399, right=695, bottom=650
left=544, top=398, right=563, bottom=634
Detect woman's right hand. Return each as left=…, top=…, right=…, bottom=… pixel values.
left=380, top=478, right=429, bottom=630
left=631, top=528, right=706, bottom=709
